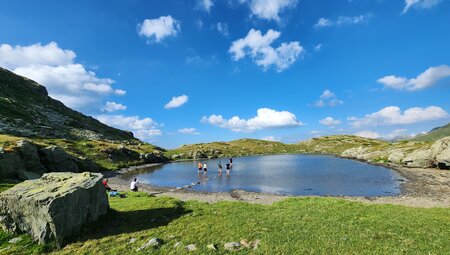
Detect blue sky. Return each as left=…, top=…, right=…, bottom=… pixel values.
left=1, top=0, right=449, bottom=148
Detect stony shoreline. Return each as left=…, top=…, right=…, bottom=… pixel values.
left=106, top=159, right=450, bottom=208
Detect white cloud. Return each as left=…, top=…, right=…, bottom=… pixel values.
left=261, top=136, right=279, bottom=141
left=314, top=44, right=323, bottom=51
left=350, top=106, right=449, bottom=128
left=314, top=18, right=332, bottom=28
left=354, top=130, right=380, bottom=139
left=101, top=101, right=127, bottom=112
left=240, top=0, right=298, bottom=21
left=313, top=90, right=343, bottom=107
left=377, top=65, right=450, bottom=91
left=96, top=115, right=161, bottom=141
left=229, top=29, right=303, bottom=72
left=309, top=130, right=321, bottom=135
left=202, top=108, right=303, bottom=132
left=138, top=16, right=180, bottom=43
left=0, top=42, right=125, bottom=111
left=216, top=22, right=229, bottom=37
left=196, top=0, right=214, bottom=12
left=164, top=95, right=189, bottom=109
left=178, top=128, right=200, bottom=135
left=403, top=0, right=442, bottom=13
left=319, top=117, right=342, bottom=127
left=314, top=14, right=371, bottom=28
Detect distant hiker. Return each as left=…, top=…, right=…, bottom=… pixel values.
left=198, top=162, right=203, bottom=174
left=203, top=162, right=208, bottom=174
left=217, top=161, right=223, bottom=173
left=229, top=157, right=233, bottom=167
left=130, top=178, right=139, bottom=192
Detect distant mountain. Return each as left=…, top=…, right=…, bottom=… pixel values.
left=0, top=67, right=135, bottom=141
left=412, top=122, right=450, bottom=142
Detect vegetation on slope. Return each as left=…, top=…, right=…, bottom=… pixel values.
left=0, top=134, right=166, bottom=171
left=413, top=122, right=450, bottom=142
left=1, top=193, right=449, bottom=254
left=165, top=138, right=301, bottom=160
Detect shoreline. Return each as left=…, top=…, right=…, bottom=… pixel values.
left=106, top=155, right=450, bottom=208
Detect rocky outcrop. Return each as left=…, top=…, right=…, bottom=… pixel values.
left=403, top=149, right=434, bottom=168
left=0, top=152, right=25, bottom=179
left=16, top=140, right=46, bottom=175
left=388, top=150, right=405, bottom=164
left=341, top=147, right=368, bottom=158
left=39, top=146, right=79, bottom=173
left=103, top=145, right=140, bottom=162
left=431, top=137, right=450, bottom=169
left=0, top=172, right=109, bottom=244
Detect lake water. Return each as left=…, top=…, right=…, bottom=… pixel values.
left=120, top=154, right=402, bottom=196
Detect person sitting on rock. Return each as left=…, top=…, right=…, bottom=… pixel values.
left=130, top=178, right=139, bottom=192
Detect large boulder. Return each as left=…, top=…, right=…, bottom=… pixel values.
left=16, top=140, right=46, bottom=175
left=0, top=152, right=25, bottom=179
left=103, top=146, right=140, bottom=162
left=38, top=146, right=79, bottom=172
left=0, top=172, right=109, bottom=244
left=388, top=150, right=405, bottom=164
left=431, top=137, right=450, bottom=169
left=403, top=149, right=435, bottom=168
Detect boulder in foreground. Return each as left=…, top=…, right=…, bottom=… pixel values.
left=0, top=172, right=109, bottom=244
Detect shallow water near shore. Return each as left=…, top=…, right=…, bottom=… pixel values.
left=120, top=154, right=402, bottom=196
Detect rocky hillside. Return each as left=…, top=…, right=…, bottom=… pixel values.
left=0, top=67, right=134, bottom=141
left=296, top=135, right=389, bottom=155
left=0, top=68, right=168, bottom=181
left=413, top=122, right=450, bottom=142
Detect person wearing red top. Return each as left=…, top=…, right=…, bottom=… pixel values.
left=102, top=178, right=112, bottom=191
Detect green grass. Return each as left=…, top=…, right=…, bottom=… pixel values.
left=1, top=193, right=449, bottom=254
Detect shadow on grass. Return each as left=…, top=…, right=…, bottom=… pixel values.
left=71, top=201, right=191, bottom=243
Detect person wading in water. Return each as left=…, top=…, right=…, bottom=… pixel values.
left=198, top=162, right=203, bottom=174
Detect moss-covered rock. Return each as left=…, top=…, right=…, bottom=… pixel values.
left=0, top=172, right=109, bottom=244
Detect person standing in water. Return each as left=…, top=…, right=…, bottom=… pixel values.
left=197, top=162, right=203, bottom=174
left=226, top=162, right=231, bottom=176
left=229, top=157, right=233, bottom=167
left=203, top=162, right=208, bottom=175
left=217, top=161, right=223, bottom=174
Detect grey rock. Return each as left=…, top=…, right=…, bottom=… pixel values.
left=388, top=150, right=405, bottom=164
left=129, top=238, right=137, bottom=244
left=431, top=137, right=450, bottom=168
left=186, top=244, right=197, bottom=251
left=174, top=241, right=182, bottom=248
left=341, top=147, right=368, bottom=158
left=0, top=172, right=109, bottom=244
left=207, top=243, right=217, bottom=250
left=17, top=170, right=41, bottom=180
left=403, top=149, right=434, bottom=168
left=0, top=152, right=25, bottom=179
left=39, top=146, right=79, bottom=172
left=224, top=242, right=241, bottom=251
left=16, top=140, right=46, bottom=175
left=137, top=238, right=162, bottom=251
left=75, top=158, right=100, bottom=172
left=8, top=237, right=22, bottom=243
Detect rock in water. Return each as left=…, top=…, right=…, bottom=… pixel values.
left=0, top=172, right=109, bottom=244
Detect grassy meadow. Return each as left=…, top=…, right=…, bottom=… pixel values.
left=1, top=188, right=449, bottom=255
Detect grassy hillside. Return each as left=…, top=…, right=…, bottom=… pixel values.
left=165, top=138, right=301, bottom=160
left=296, top=135, right=389, bottom=155
left=413, top=122, right=450, bottom=141
left=1, top=192, right=449, bottom=254
left=0, top=67, right=135, bottom=141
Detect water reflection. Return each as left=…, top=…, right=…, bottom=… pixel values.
left=120, top=154, right=402, bottom=197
